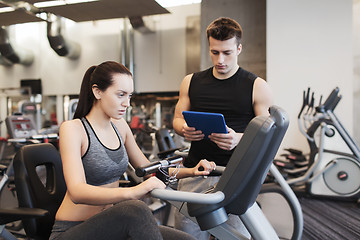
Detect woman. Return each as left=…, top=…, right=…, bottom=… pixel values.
left=49, top=61, right=216, bottom=240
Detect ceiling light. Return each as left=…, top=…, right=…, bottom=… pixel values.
left=0, top=6, right=15, bottom=13
left=65, top=0, right=98, bottom=4
left=34, top=0, right=99, bottom=8
left=34, top=1, right=64, bottom=8
left=155, top=0, right=201, bottom=8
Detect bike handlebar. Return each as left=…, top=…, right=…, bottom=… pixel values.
left=315, top=87, right=340, bottom=113
left=135, top=155, right=183, bottom=177
left=298, top=88, right=310, bottom=118
left=328, top=95, right=342, bottom=112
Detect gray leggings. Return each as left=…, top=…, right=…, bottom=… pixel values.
left=49, top=200, right=195, bottom=240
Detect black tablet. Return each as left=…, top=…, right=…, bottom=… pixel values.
left=182, top=111, right=228, bottom=138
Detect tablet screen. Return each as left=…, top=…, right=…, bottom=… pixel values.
left=182, top=111, right=228, bottom=138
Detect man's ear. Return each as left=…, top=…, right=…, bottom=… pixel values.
left=92, top=84, right=101, bottom=100
left=237, top=44, right=242, bottom=55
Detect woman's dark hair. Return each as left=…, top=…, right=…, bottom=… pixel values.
left=206, top=17, right=243, bottom=46
left=73, top=61, right=132, bottom=119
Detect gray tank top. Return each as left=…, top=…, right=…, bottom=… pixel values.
left=81, top=117, right=128, bottom=186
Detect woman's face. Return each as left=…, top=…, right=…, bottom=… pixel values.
left=96, top=73, right=134, bottom=120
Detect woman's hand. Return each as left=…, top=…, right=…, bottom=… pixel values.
left=193, top=159, right=216, bottom=176
left=124, top=176, right=165, bottom=201
left=142, top=176, right=166, bottom=191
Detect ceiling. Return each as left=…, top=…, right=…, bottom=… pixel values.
left=0, top=8, right=42, bottom=25
left=0, top=0, right=170, bottom=26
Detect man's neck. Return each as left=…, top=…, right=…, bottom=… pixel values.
left=212, top=65, right=239, bottom=80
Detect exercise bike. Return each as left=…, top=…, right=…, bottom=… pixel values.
left=0, top=114, right=59, bottom=239
left=136, top=106, right=303, bottom=240
left=1, top=114, right=58, bottom=197
left=277, top=87, right=360, bottom=200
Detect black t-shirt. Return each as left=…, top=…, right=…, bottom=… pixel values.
left=185, top=67, right=257, bottom=167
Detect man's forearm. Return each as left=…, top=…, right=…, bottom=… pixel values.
left=173, top=117, right=185, bottom=137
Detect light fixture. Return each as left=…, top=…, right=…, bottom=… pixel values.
left=0, top=6, right=15, bottom=13
left=155, top=0, right=201, bottom=8
left=34, top=0, right=99, bottom=8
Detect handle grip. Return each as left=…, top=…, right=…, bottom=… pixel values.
left=135, top=155, right=183, bottom=177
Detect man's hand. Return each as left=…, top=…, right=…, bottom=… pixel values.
left=209, top=126, right=243, bottom=151
left=182, top=123, right=204, bottom=141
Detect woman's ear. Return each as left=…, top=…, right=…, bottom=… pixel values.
left=92, top=84, right=102, bottom=100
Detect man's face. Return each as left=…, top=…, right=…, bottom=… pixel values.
left=209, top=36, right=241, bottom=77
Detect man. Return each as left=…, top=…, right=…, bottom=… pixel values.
left=172, top=17, right=273, bottom=239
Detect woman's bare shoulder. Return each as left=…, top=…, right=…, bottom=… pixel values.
left=60, top=119, right=84, bottom=135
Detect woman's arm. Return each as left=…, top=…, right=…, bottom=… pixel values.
left=170, top=159, right=216, bottom=179
left=113, top=118, right=215, bottom=180
left=60, top=120, right=165, bottom=206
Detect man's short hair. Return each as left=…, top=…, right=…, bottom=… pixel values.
left=206, top=17, right=242, bottom=46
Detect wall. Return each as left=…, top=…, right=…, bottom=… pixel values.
left=354, top=0, right=360, bottom=146
left=267, top=0, right=354, bottom=153
left=133, top=4, right=200, bottom=92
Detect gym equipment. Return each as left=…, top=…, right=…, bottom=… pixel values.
left=5, top=114, right=58, bottom=144
left=258, top=166, right=303, bottom=240
left=0, top=143, right=65, bottom=240
left=0, top=115, right=39, bottom=204
left=1, top=113, right=57, bottom=192
left=277, top=87, right=360, bottom=200
left=5, top=114, right=37, bottom=139
left=149, top=126, right=302, bottom=239
left=0, top=136, right=6, bottom=162
left=17, top=100, right=42, bottom=132
left=0, top=113, right=59, bottom=239
left=136, top=106, right=302, bottom=240
left=155, top=128, right=177, bottom=153
left=68, top=99, right=78, bottom=120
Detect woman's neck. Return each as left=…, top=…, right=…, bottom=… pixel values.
left=86, top=106, right=111, bottom=129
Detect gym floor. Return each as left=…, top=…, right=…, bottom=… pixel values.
left=1, top=181, right=359, bottom=239
left=300, top=197, right=360, bottom=240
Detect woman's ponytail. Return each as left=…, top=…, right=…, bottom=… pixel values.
left=73, top=66, right=96, bottom=119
